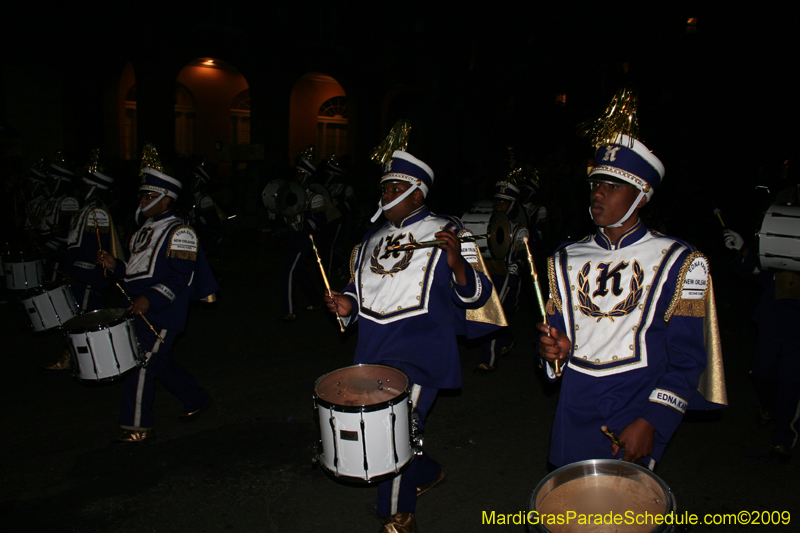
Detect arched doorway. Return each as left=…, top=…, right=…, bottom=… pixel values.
left=289, top=73, right=349, bottom=164
left=175, top=57, right=250, bottom=173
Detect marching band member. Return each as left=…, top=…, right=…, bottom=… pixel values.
left=722, top=191, right=800, bottom=463
left=325, top=151, right=503, bottom=533
left=63, top=150, right=122, bottom=312
left=475, top=172, right=529, bottom=372
left=537, top=133, right=726, bottom=469
left=278, top=149, right=328, bottom=321
left=97, top=165, right=217, bottom=443
left=42, top=154, right=80, bottom=279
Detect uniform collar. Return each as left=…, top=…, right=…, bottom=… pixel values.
left=151, top=209, right=176, bottom=223
left=391, top=206, right=429, bottom=228
left=594, top=218, right=647, bottom=250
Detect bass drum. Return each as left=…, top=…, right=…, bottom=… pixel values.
left=262, top=179, right=307, bottom=217
left=757, top=203, right=800, bottom=272
left=461, top=211, right=512, bottom=260
left=314, top=364, right=414, bottom=483
left=528, top=459, right=677, bottom=532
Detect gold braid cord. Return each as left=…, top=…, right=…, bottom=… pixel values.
left=577, top=261, right=644, bottom=323
left=664, top=251, right=708, bottom=321
left=348, top=244, right=361, bottom=285
left=547, top=256, right=562, bottom=314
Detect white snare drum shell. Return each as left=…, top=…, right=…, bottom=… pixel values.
left=316, top=399, right=412, bottom=482
left=64, top=310, right=141, bottom=381
left=21, top=284, right=79, bottom=332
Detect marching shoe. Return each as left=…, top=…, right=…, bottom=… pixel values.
left=473, top=363, right=495, bottom=374
left=499, top=340, right=515, bottom=355
left=417, top=466, right=446, bottom=497
left=114, top=428, right=155, bottom=444
left=43, top=350, right=72, bottom=371
left=380, top=513, right=416, bottom=533
left=180, top=398, right=214, bottom=421
left=278, top=313, right=297, bottom=322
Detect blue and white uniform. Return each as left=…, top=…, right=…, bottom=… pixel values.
left=545, top=220, right=712, bottom=467
left=64, top=197, right=115, bottom=310
left=340, top=205, right=495, bottom=516
left=111, top=208, right=217, bottom=430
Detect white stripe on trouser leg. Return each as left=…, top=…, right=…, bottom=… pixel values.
left=790, top=396, right=800, bottom=449
left=133, top=329, right=165, bottom=428
left=489, top=339, right=497, bottom=366
left=390, top=384, right=422, bottom=515
left=287, top=252, right=302, bottom=315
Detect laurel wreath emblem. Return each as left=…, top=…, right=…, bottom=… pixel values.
left=370, top=235, right=416, bottom=277
left=577, top=260, right=644, bottom=322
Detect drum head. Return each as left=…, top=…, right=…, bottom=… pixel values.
left=62, top=308, right=130, bottom=331
left=488, top=211, right=512, bottom=260
left=529, top=459, right=674, bottom=533
left=315, top=364, right=409, bottom=408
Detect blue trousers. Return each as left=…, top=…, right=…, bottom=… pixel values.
left=377, top=385, right=442, bottom=517
left=119, top=322, right=210, bottom=430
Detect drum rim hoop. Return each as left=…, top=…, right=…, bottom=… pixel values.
left=529, top=458, right=675, bottom=518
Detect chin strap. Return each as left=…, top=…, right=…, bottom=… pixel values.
left=135, top=192, right=166, bottom=223
left=84, top=186, right=96, bottom=201
left=370, top=184, right=419, bottom=223
left=591, top=190, right=645, bottom=228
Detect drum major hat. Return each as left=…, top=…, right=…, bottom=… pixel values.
left=380, top=151, right=434, bottom=198
left=139, top=167, right=182, bottom=200
left=588, top=133, right=664, bottom=201
left=494, top=180, right=520, bottom=202
left=48, top=162, right=74, bottom=183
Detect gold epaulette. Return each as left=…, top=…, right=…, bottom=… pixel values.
left=665, top=251, right=708, bottom=321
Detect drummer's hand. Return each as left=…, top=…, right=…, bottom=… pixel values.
left=537, top=322, right=571, bottom=364
left=435, top=229, right=466, bottom=285
left=614, top=418, right=655, bottom=463
left=128, top=296, right=150, bottom=316
left=96, top=249, right=116, bottom=269
left=324, top=291, right=352, bottom=317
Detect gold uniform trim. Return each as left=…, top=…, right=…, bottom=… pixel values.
left=461, top=228, right=507, bottom=327
left=665, top=251, right=708, bottom=321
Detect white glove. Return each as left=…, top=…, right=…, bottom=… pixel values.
left=723, top=229, right=744, bottom=251
left=507, top=263, right=519, bottom=276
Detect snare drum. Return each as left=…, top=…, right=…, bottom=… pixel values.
left=20, top=283, right=80, bottom=332
left=461, top=211, right=512, bottom=260
left=2, top=252, right=44, bottom=290
left=314, top=364, right=413, bottom=482
left=62, top=308, right=144, bottom=382
left=528, top=459, right=676, bottom=533
left=757, top=203, right=800, bottom=272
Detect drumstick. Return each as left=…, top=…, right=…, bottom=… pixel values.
left=114, top=281, right=165, bottom=343
left=713, top=208, right=725, bottom=228
left=309, top=234, right=346, bottom=333
left=601, top=425, right=626, bottom=451
left=386, top=234, right=488, bottom=252
left=93, top=212, right=107, bottom=277
left=524, top=236, right=560, bottom=377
